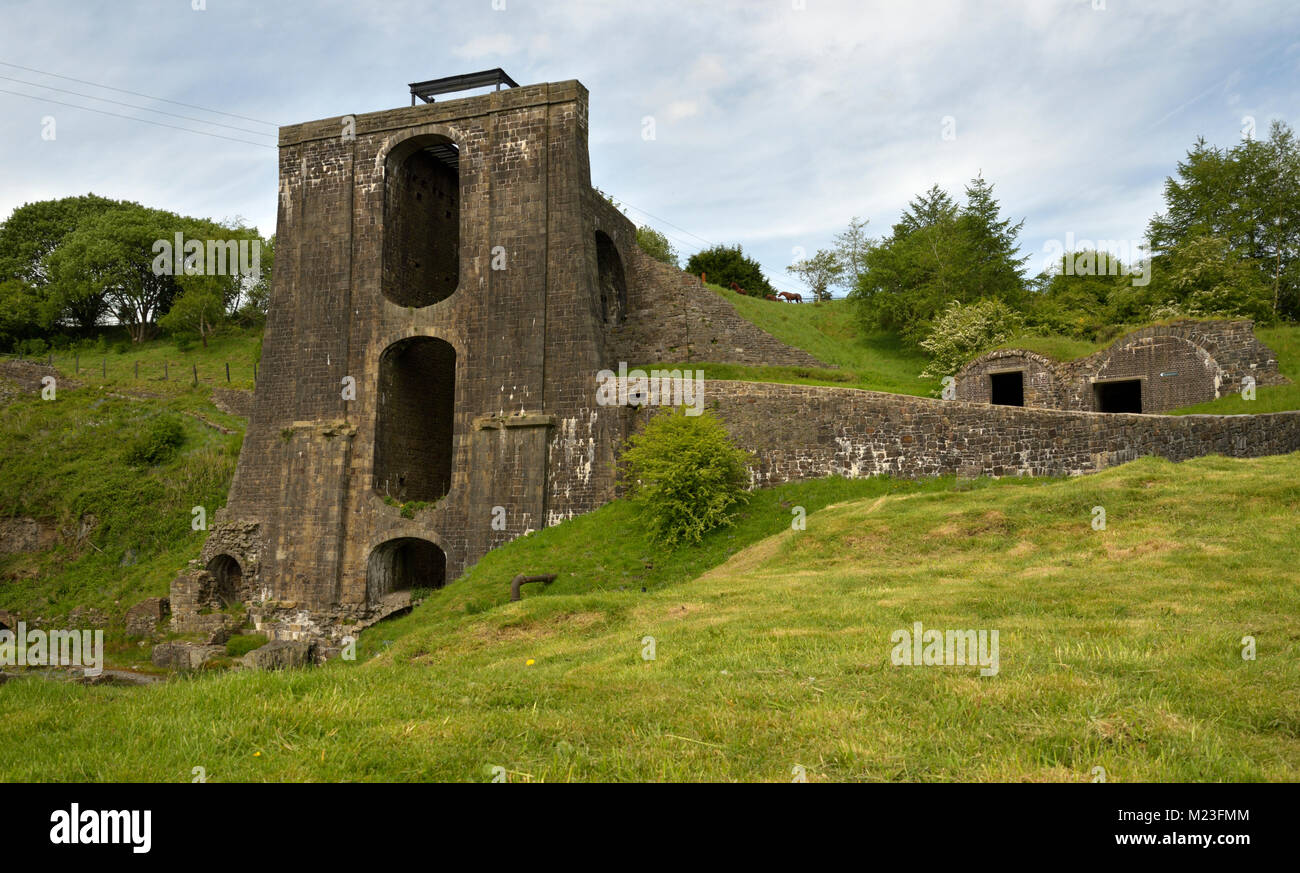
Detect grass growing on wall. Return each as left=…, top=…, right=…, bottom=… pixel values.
left=2, top=452, right=1298, bottom=782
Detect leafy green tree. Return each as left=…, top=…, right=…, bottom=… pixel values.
left=1149, top=121, right=1300, bottom=318
left=1026, top=251, right=1131, bottom=339
left=685, top=244, right=774, bottom=296
left=44, top=204, right=182, bottom=343
left=159, top=285, right=225, bottom=347
left=786, top=249, right=843, bottom=302
left=619, top=408, right=754, bottom=546
left=0, top=193, right=129, bottom=334
left=239, top=233, right=274, bottom=322
left=851, top=178, right=1028, bottom=344
left=636, top=226, right=679, bottom=268
left=832, top=216, right=874, bottom=292
left=1162, top=234, right=1274, bottom=321
left=919, top=298, right=1023, bottom=381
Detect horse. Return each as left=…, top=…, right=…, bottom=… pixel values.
left=729, top=282, right=746, bottom=294
left=777, top=291, right=803, bottom=303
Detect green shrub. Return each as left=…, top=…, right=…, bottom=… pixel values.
left=684, top=244, right=774, bottom=296
left=919, top=298, right=1023, bottom=383
left=618, top=408, right=754, bottom=546
left=124, top=415, right=186, bottom=467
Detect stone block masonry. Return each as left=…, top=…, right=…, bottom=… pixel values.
left=692, top=380, right=1300, bottom=484
left=180, top=76, right=1300, bottom=644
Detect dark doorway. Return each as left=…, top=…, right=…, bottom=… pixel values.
left=367, top=538, right=447, bottom=601
left=1095, top=379, right=1143, bottom=413
left=206, top=554, right=243, bottom=606
left=595, top=231, right=627, bottom=325
left=989, top=371, right=1024, bottom=406
left=383, top=136, right=460, bottom=307
left=374, top=337, right=456, bottom=502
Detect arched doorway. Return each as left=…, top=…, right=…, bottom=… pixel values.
left=206, top=554, right=243, bottom=606
left=595, top=231, right=627, bottom=325
left=374, top=336, right=456, bottom=502
left=367, top=538, right=447, bottom=601
left=383, top=134, right=460, bottom=307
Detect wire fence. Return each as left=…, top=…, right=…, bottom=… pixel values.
left=1, top=350, right=257, bottom=386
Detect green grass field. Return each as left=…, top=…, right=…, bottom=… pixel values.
left=1, top=452, right=1297, bottom=781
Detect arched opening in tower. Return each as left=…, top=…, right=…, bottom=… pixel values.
left=367, top=538, right=447, bottom=601
left=206, top=554, right=244, bottom=607
left=595, top=231, right=627, bottom=325
left=374, top=336, right=456, bottom=502
left=383, top=135, right=460, bottom=307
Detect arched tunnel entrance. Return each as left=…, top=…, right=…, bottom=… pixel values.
left=367, top=538, right=447, bottom=602
left=206, top=554, right=243, bottom=606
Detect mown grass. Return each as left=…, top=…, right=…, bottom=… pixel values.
left=2, top=452, right=1297, bottom=782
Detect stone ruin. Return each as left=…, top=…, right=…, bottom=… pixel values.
left=162, top=72, right=1300, bottom=654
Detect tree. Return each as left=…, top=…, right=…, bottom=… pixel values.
left=919, top=298, right=1023, bottom=382
left=1162, top=234, right=1274, bottom=321
left=636, top=226, right=678, bottom=267
left=850, top=178, right=1028, bottom=344
left=685, top=244, right=775, bottom=296
left=240, top=233, right=274, bottom=322
left=618, top=408, right=754, bottom=546
left=159, top=285, right=226, bottom=347
left=832, top=216, right=873, bottom=292
left=786, top=249, right=843, bottom=302
left=1026, top=251, right=1131, bottom=339
left=0, top=193, right=128, bottom=333
left=44, top=205, right=182, bottom=343
left=1149, top=121, right=1300, bottom=318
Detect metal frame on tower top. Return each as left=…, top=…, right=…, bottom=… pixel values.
left=409, top=69, right=520, bottom=105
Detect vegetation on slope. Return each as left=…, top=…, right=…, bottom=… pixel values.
left=1, top=453, right=1297, bottom=781
left=0, top=328, right=256, bottom=621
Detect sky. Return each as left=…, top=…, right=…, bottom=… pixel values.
left=1, top=0, right=1297, bottom=297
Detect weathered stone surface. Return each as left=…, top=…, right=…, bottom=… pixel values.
left=243, top=639, right=315, bottom=670
left=125, top=597, right=170, bottom=638
left=183, top=77, right=1300, bottom=648
left=67, top=606, right=107, bottom=628
left=151, top=642, right=225, bottom=671
left=0, top=517, right=59, bottom=555
left=211, top=388, right=255, bottom=418
left=956, top=320, right=1286, bottom=412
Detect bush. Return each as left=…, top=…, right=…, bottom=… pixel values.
left=636, top=226, right=679, bottom=267
left=919, top=298, right=1023, bottom=382
left=685, top=244, right=774, bottom=296
left=124, top=415, right=186, bottom=467
left=225, top=633, right=268, bottom=658
left=618, top=408, right=754, bottom=546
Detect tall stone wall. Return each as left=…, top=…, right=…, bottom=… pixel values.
left=678, top=380, right=1300, bottom=484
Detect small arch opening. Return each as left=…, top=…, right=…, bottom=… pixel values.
left=383, top=135, right=460, bottom=307
left=595, top=231, right=627, bottom=325
left=206, top=554, right=243, bottom=607
left=367, top=538, right=447, bottom=601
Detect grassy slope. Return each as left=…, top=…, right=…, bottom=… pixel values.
left=653, top=289, right=940, bottom=397
left=2, top=452, right=1297, bottom=782
left=0, top=328, right=258, bottom=621
left=1171, top=325, right=1300, bottom=414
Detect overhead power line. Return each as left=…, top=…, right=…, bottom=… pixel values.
left=0, top=87, right=276, bottom=148
left=0, top=59, right=279, bottom=127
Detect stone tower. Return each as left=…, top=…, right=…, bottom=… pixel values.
left=197, top=76, right=640, bottom=626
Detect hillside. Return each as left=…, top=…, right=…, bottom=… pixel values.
left=0, top=329, right=258, bottom=627
left=1, top=452, right=1298, bottom=781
